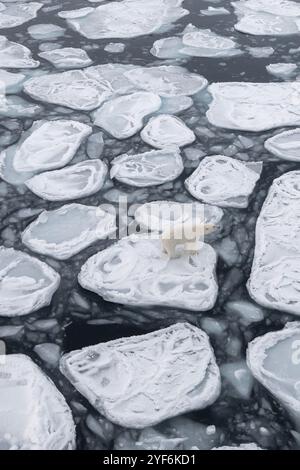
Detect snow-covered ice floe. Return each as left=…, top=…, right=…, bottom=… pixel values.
left=0, top=120, right=91, bottom=185
left=213, top=443, right=262, bottom=450
left=264, top=128, right=300, bottom=161
left=110, top=148, right=184, bottom=187
left=27, top=23, right=65, bottom=40
left=0, top=247, right=60, bottom=317
left=248, top=171, right=300, bottom=315
left=0, top=69, right=25, bottom=93
left=0, top=354, right=75, bottom=449
left=207, top=82, right=300, bottom=132
left=39, top=48, right=92, bottom=69
left=247, top=322, right=300, bottom=426
left=22, top=204, right=116, bottom=260
left=0, top=1, right=42, bottom=29
left=60, top=323, right=221, bottom=428
left=266, top=63, right=297, bottom=78
left=232, top=0, right=300, bottom=36
left=185, top=156, right=262, bottom=208
left=0, top=35, right=39, bottom=68
left=58, top=0, right=188, bottom=40
left=93, top=92, right=161, bottom=139
left=26, top=160, right=107, bottom=201
left=78, top=234, right=218, bottom=310
left=141, top=115, right=195, bottom=149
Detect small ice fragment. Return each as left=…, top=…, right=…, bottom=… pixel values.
left=104, top=42, right=125, bottom=53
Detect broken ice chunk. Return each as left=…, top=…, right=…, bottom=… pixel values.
left=93, top=92, right=161, bottom=139
left=266, top=63, right=297, bottom=78
left=78, top=234, right=218, bottom=311
left=22, top=203, right=116, bottom=260
left=185, top=156, right=262, bottom=208
left=150, top=36, right=187, bottom=59
left=27, top=23, right=65, bottom=40
left=181, top=29, right=241, bottom=58
left=0, top=35, right=39, bottom=68
left=247, top=322, right=300, bottom=426
left=158, top=96, right=193, bottom=115
left=213, top=443, right=261, bottom=450
left=221, top=360, right=254, bottom=400
left=26, top=160, right=107, bottom=201
left=110, top=148, right=184, bottom=187
left=0, top=70, right=25, bottom=93
left=0, top=2, right=42, bottom=29
left=141, top=115, right=195, bottom=149
left=200, top=7, right=230, bottom=16
left=104, top=42, right=125, bottom=53
left=60, top=323, right=220, bottom=428
left=0, top=247, right=60, bottom=317
left=0, top=354, right=75, bottom=449
left=265, top=129, right=300, bottom=161
left=39, top=47, right=92, bottom=69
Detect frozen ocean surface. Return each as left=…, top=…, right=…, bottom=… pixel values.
left=1, top=0, right=300, bottom=451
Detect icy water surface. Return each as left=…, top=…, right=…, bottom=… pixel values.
left=1, top=0, right=300, bottom=451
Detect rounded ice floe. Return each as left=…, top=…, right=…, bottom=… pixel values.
left=213, top=444, right=262, bottom=450
left=104, top=42, right=125, bottom=53
left=58, top=0, right=188, bottom=40
left=93, top=92, right=161, bottom=139
left=266, top=63, right=297, bottom=78
left=150, top=36, right=186, bottom=59
left=134, top=200, right=224, bottom=233
left=264, top=129, right=300, bottom=161
left=0, top=354, right=75, bottom=449
left=39, top=47, right=92, bottom=69
left=124, top=65, right=207, bottom=97
left=185, top=156, right=262, bottom=208
left=26, top=160, right=107, bottom=201
left=141, top=115, right=195, bottom=149
left=0, top=70, right=25, bottom=93
left=110, top=148, right=184, bottom=187
left=78, top=234, right=218, bottom=311
left=206, top=82, right=300, bottom=132
left=247, top=171, right=300, bottom=315
left=158, top=96, right=193, bottom=115
left=0, top=2, right=42, bottom=29
left=60, top=322, right=221, bottom=428
left=247, top=322, right=300, bottom=423
left=22, top=203, right=116, bottom=260
left=181, top=29, right=241, bottom=58
left=0, top=247, right=60, bottom=317
left=0, top=35, right=39, bottom=68
left=27, top=23, right=65, bottom=40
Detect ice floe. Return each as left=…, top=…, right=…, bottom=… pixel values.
left=158, top=96, right=193, bottom=115
left=58, top=0, right=188, bottom=40
left=0, top=69, right=25, bottom=93
left=104, top=42, right=125, bottom=53
left=0, top=247, right=60, bottom=317
left=39, top=48, right=92, bottom=69
left=60, top=323, right=220, bottom=427
left=93, top=92, right=161, bottom=139
left=266, top=63, right=297, bottom=78
left=0, top=94, right=41, bottom=118
left=207, top=82, right=300, bottom=131
left=0, top=35, right=39, bottom=68
left=26, top=160, right=107, bottom=201
left=0, top=1, right=42, bottom=29
left=220, top=360, right=254, bottom=400
left=200, top=7, right=230, bottom=16
left=185, top=156, right=262, bottom=208
left=213, top=443, right=261, bottom=450
left=0, top=354, right=75, bottom=449
left=110, top=148, right=184, bottom=187
left=78, top=234, right=218, bottom=310
left=27, top=23, right=65, bottom=40
left=22, top=204, right=116, bottom=260
left=247, top=322, right=300, bottom=425
left=141, top=115, right=195, bottom=148
left=265, top=128, right=300, bottom=161
left=248, top=171, right=300, bottom=314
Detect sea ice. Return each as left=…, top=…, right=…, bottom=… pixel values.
left=0, top=247, right=60, bottom=317
left=248, top=171, right=300, bottom=315
left=200, top=7, right=230, bottom=15
left=39, top=48, right=92, bottom=69
left=78, top=234, right=218, bottom=311
left=266, top=63, right=297, bottom=78
left=220, top=360, right=254, bottom=400
left=0, top=94, right=41, bottom=118
left=0, top=1, right=42, bottom=29
left=0, top=354, right=75, bottom=449
left=104, top=42, right=125, bottom=53
left=185, top=156, right=262, bottom=208
left=247, top=46, right=274, bottom=58
left=181, top=28, right=241, bottom=58
left=207, top=82, right=300, bottom=131
left=0, top=69, right=25, bottom=93
left=150, top=36, right=187, bottom=59
left=110, top=148, right=184, bottom=187
left=26, top=160, right=107, bottom=201
left=265, top=128, right=300, bottom=161
left=141, top=115, right=195, bottom=148
left=27, top=23, right=65, bottom=40
left=213, top=443, right=261, bottom=450
left=22, top=203, right=116, bottom=260
left=0, top=35, right=39, bottom=68
left=60, top=323, right=221, bottom=428
left=158, top=96, right=193, bottom=115
left=93, top=92, right=161, bottom=139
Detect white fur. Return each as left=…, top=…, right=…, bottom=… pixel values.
left=161, top=221, right=215, bottom=258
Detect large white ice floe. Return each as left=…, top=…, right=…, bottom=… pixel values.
left=247, top=322, right=300, bottom=425
left=58, top=0, right=188, bottom=40
left=93, top=92, right=161, bottom=139
left=27, top=23, right=65, bottom=40
left=0, top=35, right=39, bottom=68
left=232, top=0, right=300, bottom=36
left=0, top=1, right=42, bottom=29
left=26, top=160, right=107, bottom=201
left=185, top=156, right=262, bottom=208
left=207, top=82, right=300, bottom=132
left=0, top=120, right=91, bottom=185
left=0, top=69, right=25, bottom=93
left=110, top=148, right=184, bottom=187
left=134, top=201, right=224, bottom=233
left=0, top=247, right=60, bottom=317
left=78, top=234, right=218, bottom=310
left=247, top=171, right=300, bottom=315
left=264, top=129, right=300, bottom=161
left=0, top=354, right=75, bottom=449
left=60, top=323, right=221, bottom=428
left=39, top=47, right=92, bottom=69
left=141, top=115, right=195, bottom=149
left=22, top=204, right=116, bottom=260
